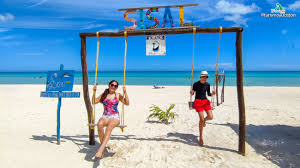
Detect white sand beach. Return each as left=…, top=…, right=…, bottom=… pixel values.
left=0, top=85, right=299, bottom=168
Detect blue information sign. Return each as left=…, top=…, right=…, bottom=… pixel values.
left=46, top=70, right=74, bottom=92
left=40, top=64, right=80, bottom=145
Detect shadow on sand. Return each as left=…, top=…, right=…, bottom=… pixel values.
left=210, top=123, right=300, bottom=168
left=31, top=131, right=237, bottom=166
left=31, top=135, right=114, bottom=168
left=111, top=132, right=236, bottom=153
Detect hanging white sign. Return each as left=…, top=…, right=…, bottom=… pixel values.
left=146, top=35, right=166, bottom=56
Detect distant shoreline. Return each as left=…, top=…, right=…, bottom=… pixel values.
left=1, top=71, right=300, bottom=86
left=1, top=70, right=300, bottom=73
left=0, top=84, right=299, bottom=87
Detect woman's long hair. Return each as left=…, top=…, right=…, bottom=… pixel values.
left=99, top=80, right=119, bottom=103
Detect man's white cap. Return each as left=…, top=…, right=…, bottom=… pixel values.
left=200, top=71, right=209, bottom=77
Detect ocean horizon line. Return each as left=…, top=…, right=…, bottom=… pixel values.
left=1, top=70, right=300, bottom=73
left=1, top=71, right=300, bottom=86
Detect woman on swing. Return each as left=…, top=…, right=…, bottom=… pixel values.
left=92, top=80, right=129, bottom=158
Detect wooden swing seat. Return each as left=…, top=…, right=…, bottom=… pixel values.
left=87, top=123, right=127, bottom=128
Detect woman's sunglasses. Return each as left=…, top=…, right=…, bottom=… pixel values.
left=110, top=84, right=118, bottom=88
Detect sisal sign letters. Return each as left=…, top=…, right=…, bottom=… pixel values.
left=118, top=4, right=198, bottom=30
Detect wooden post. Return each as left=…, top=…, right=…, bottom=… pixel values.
left=236, top=29, right=246, bottom=156
left=80, top=36, right=95, bottom=145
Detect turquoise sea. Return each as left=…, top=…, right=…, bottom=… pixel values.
left=0, top=71, right=300, bottom=86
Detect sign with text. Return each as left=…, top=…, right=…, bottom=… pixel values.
left=40, top=91, right=80, bottom=98
left=46, top=70, right=74, bottom=92
left=118, top=4, right=198, bottom=30
left=40, top=64, right=80, bottom=145
left=146, top=35, right=166, bottom=56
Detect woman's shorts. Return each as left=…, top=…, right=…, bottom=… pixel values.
left=194, top=99, right=212, bottom=112
left=101, top=113, right=120, bottom=120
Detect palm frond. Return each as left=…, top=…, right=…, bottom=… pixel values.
left=148, top=104, right=176, bottom=124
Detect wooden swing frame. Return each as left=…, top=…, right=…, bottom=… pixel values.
left=79, top=26, right=246, bottom=156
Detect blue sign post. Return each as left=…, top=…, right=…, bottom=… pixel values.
left=40, top=64, right=80, bottom=145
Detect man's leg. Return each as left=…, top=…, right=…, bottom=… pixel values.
left=203, top=110, right=213, bottom=127
left=198, top=111, right=205, bottom=146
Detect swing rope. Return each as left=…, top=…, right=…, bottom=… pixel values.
left=212, top=26, right=222, bottom=108
left=190, top=27, right=196, bottom=103
left=120, top=31, right=127, bottom=132
left=90, top=32, right=100, bottom=129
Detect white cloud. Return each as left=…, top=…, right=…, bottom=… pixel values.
left=196, top=14, right=222, bottom=22
left=216, top=0, right=260, bottom=15
left=254, top=64, right=300, bottom=71
left=0, top=13, right=14, bottom=21
left=0, top=28, right=10, bottom=33
left=0, top=35, right=21, bottom=46
left=21, top=53, right=44, bottom=56
left=219, top=62, right=233, bottom=67
left=28, top=0, right=48, bottom=8
left=281, top=29, right=288, bottom=35
left=0, top=16, right=95, bottom=30
left=200, top=62, right=234, bottom=70
left=288, top=0, right=300, bottom=10
left=215, top=0, right=260, bottom=26
left=0, top=35, right=16, bottom=40
left=82, top=24, right=105, bottom=29
left=98, top=29, right=119, bottom=32
left=4, top=0, right=202, bottom=22
left=224, top=14, right=248, bottom=26
left=21, top=0, right=156, bottom=21
left=0, top=41, right=22, bottom=47
left=0, top=0, right=260, bottom=30
left=266, top=0, right=276, bottom=5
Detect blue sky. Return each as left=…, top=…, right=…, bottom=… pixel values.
left=0, top=0, right=300, bottom=71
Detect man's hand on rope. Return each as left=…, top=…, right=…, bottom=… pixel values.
left=211, top=91, right=216, bottom=96
left=190, top=90, right=194, bottom=96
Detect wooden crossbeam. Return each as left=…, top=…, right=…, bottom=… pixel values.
left=80, top=27, right=243, bottom=38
